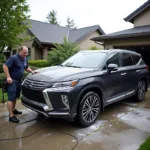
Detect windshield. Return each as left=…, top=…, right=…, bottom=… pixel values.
left=61, top=51, right=107, bottom=68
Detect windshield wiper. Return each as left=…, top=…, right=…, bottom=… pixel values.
left=65, top=65, right=81, bottom=68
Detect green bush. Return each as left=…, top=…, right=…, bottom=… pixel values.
left=28, top=60, right=51, bottom=68
left=22, top=72, right=29, bottom=80
left=0, top=54, right=5, bottom=62
left=88, top=45, right=102, bottom=50
left=47, top=37, right=79, bottom=66
left=0, top=73, right=5, bottom=88
left=0, top=72, right=29, bottom=88
left=0, top=63, right=4, bottom=73
left=29, top=65, right=40, bottom=70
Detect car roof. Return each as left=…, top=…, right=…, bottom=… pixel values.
left=80, top=49, right=141, bottom=56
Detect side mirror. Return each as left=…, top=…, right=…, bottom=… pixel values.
left=107, top=64, right=118, bottom=72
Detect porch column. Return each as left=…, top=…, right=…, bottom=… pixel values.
left=43, top=47, right=48, bottom=59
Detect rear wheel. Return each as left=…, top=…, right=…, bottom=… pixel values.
left=75, top=91, right=101, bottom=127
left=134, top=80, right=146, bottom=102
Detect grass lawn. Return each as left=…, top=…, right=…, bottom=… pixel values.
left=139, top=137, right=150, bottom=150
left=0, top=88, right=8, bottom=103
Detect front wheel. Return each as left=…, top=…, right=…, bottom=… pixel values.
left=134, top=80, right=146, bottom=102
left=75, top=91, right=101, bottom=127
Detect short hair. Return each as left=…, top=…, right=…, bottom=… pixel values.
left=19, top=46, right=28, bottom=52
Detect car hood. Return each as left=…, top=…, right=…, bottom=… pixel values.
left=26, top=66, right=95, bottom=82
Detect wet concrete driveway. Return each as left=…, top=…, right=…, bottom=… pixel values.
left=0, top=92, right=150, bottom=150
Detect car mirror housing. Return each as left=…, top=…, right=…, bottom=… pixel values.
left=107, top=64, right=118, bottom=72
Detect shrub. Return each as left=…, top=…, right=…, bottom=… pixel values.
left=88, top=45, right=102, bottom=50
left=0, top=72, right=29, bottom=88
left=0, top=73, right=5, bottom=88
left=28, top=60, right=51, bottom=68
left=29, top=66, right=40, bottom=70
left=22, top=72, right=29, bottom=80
left=0, top=54, right=5, bottom=62
left=47, top=37, right=79, bottom=66
left=0, top=63, right=4, bottom=73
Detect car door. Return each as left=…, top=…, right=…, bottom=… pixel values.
left=101, top=52, right=124, bottom=104
left=119, top=52, right=138, bottom=95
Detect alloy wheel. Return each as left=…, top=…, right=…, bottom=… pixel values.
left=138, top=80, right=146, bottom=100
left=82, top=95, right=100, bottom=123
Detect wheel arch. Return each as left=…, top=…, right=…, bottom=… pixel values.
left=138, top=76, right=148, bottom=91
left=77, top=85, right=104, bottom=112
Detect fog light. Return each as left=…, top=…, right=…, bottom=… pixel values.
left=61, top=95, right=70, bottom=109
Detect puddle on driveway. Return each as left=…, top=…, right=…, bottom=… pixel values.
left=0, top=94, right=150, bottom=150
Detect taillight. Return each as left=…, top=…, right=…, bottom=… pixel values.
left=146, top=65, right=149, bottom=70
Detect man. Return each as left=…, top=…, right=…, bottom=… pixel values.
left=3, top=46, right=37, bottom=123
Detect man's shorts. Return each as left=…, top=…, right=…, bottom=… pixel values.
left=7, top=81, right=21, bottom=101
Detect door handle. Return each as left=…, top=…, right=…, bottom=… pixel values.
left=121, top=73, right=127, bottom=76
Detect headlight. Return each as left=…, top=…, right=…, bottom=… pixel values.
left=52, top=80, right=78, bottom=88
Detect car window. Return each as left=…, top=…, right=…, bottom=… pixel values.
left=132, top=54, right=141, bottom=65
left=106, top=53, right=121, bottom=66
left=103, top=53, right=121, bottom=69
left=122, top=53, right=134, bottom=67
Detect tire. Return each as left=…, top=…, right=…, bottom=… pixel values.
left=134, top=80, right=146, bottom=102
left=75, top=91, right=101, bottom=127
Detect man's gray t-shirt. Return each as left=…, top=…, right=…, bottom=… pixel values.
left=5, top=54, right=28, bottom=81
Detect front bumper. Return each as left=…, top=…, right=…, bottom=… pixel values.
left=22, top=96, right=72, bottom=118
left=21, top=86, right=78, bottom=118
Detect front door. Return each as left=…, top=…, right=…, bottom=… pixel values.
left=101, top=52, right=123, bottom=104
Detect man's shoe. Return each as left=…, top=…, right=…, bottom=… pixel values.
left=13, top=109, right=22, bottom=115
left=9, top=116, right=20, bottom=123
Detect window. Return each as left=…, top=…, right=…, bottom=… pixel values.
left=132, top=54, right=141, bottom=65
left=140, top=59, right=145, bottom=65
left=106, top=53, right=121, bottom=67
left=122, top=53, right=134, bottom=66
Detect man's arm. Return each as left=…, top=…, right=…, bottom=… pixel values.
left=25, top=67, right=38, bottom=74
left=25, top=67, right=34, bottom=73
left=3, top=64, right=13, bottom=84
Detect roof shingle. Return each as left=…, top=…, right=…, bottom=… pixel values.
left=28, top=19, right=105, bottom=44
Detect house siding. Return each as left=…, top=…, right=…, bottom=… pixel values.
left=34, top=48, right=42, bottom=60
left=134, top=7, right=150, bottom=27
left=78, top=31, right=103, bottom=50
left=11, top=30, right=35, bottom=60
left=104, top=37, right=150, bottom=49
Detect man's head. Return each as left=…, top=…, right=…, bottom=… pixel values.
left=19, top=46, right=28, bottom=59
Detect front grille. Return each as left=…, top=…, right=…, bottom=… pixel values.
left=23, top=78, right=50, bottom=90
left=22, top=86, right=46, bottom=104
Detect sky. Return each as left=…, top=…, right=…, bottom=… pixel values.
left=27, top=0, right=147, bottom=34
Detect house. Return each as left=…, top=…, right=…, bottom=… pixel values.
left=91, top=0, right=150, bottom=67
left=10, top=19, right=105, bottom=60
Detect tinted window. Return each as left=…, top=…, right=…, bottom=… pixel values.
left=106, top=53, right=121, bottom=67
left=62, top=51, right=107, bottom=68
left=122, top=53, right=134, bottom=66
left=140, top=59, right=145, bottom=65
left=132, top=54, right=141, bottom=65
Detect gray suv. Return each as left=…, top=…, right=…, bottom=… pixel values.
left=21, top=49, right=149, bottom=127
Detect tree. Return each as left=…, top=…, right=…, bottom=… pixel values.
left=46, top=10, right=59, bottom=25
left=47, top=37, right=79, bottom=66
left=66, top=17, right=77, bottom=28
left=0, top=0, right=30, bottom=54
